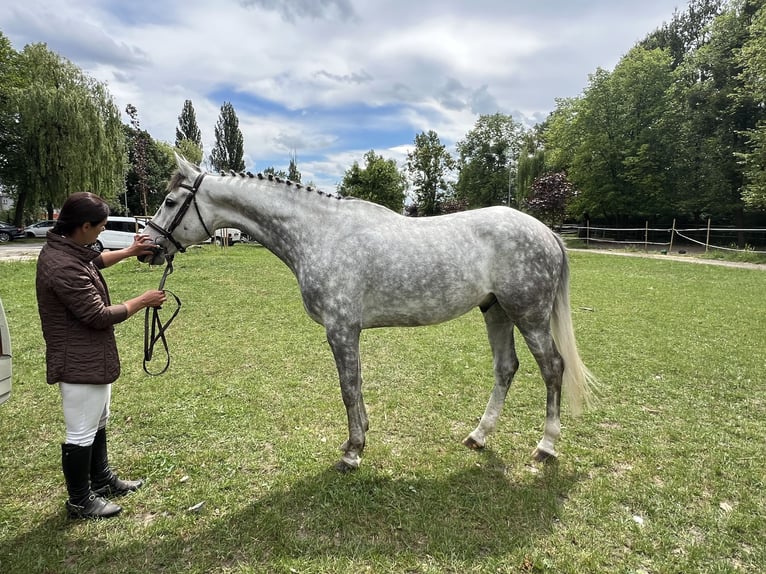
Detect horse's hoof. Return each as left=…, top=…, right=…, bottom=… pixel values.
left=532, top=447, right=557, bottom=463
left=334, top=459, right=358, bottom=473
left=463, top=435, right=485, bottom=450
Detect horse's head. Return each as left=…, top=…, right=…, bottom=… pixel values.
left=140, top=153, right=214, bottom=265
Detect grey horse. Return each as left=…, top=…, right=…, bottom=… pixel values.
left=141, top=154, right=595, bottom=471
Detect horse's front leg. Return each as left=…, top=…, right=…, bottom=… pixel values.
left=326, top=325, right=367, bottom=472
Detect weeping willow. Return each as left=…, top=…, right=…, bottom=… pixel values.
left=11, top=43, right=126, bottom=218
left=516, top=148, right=546, bottom=208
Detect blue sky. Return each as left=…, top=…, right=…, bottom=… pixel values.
left=0, top=0, right=686, bottom=191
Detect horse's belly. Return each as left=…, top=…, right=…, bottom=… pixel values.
left=358, top=253, right=490, bottom=327
left=361, top=288, right=483, bottom=328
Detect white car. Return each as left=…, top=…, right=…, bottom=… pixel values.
left=0, top=297, right=11, bottom=405
left=24, top=219, right=57, bottom=238
left=91, top=216, right=146, bottom=252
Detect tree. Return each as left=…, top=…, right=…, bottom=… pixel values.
left=516, top=127, right=547, bottom=208
left=525, top=172, right=575, bottom=228
left=638, top=0, right=761, bottom=225
left=538, top=0, right=766, bottom=229
left=671, top=0, right=761, bottom=229
left=262, top=166, right=288, bottom=178
left=405, top=130, right=455, bottom=216
left=337, top=150, right=406, bottom=212
left=737, top=1, right=766, bottom=209
left=176, top=138, right=203, bottom=166
left=641, top=0, right=725, bottom=67
left=288, top=153, right=302, bottom=182
left=261, top=153, right=301, bottom=182
left=542, top=97, right=580, bottom=174
left=122, top=124, right=175, bottom=216
left=544, top=47, right=676, bottom=223
left=0, top=33, right=24, bottom=210
left=608, top=47, right=676, bottom=219
left=175, top=99, right=202, bottom=164
left=7, top=43, right=126, bottom=223
left=454, top=113, right=525, bottom=208
left=125, top=104, right=150, bottom=215
left=209, top=102, right=245, bottom=172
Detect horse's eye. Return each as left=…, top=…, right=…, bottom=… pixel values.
left=165, top=198, right=176, bottom=207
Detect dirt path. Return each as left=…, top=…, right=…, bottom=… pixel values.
left=569, top=248, right=766, bottom=271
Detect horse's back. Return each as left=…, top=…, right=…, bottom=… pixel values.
left=401, top=206, right=563, bottom=276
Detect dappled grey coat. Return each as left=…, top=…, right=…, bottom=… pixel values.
left=36, top=232, right=128, bottom=385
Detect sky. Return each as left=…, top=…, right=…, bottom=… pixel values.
left=0, top=0, right=686, bottom=191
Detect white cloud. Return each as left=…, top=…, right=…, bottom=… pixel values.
left=0, top=0, right=684, bottom=189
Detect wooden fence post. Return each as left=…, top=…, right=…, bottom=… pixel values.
left=705, top=218, right=711, bottom=253
left=645, top=221, right=649, bottom=252
left=668, top=219, right=676, bottom=254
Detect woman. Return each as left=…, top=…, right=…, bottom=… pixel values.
left=36, top=192, right=166, bottom=519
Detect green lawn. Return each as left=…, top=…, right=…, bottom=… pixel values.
left=0, top=245, right=764, bottom=573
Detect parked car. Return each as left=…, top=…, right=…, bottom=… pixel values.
left=0, top=297, right=11, bottom=406
left=24, top=219, right=57, bottom=238
left=0, top=222, right=25, bottom=243
left=205, top=228, right=242, bottom=245
left=91, top=216, right=146, bottom=252
left=215, top=228, right=242, bottom=245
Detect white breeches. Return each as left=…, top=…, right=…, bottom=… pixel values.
left=59, top=383, right=111, bottom=446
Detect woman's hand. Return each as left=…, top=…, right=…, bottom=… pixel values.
left=122, top=289, right=167, bottom=317
left=99, top=234, right=160, bottom=268
left=128, top=234, right=159, bottom=257
left=141, top=289, right=167, bottom=309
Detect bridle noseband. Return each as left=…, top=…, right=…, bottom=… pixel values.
left=146, top=172, right=213, bottom=253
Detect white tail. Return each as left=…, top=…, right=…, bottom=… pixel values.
left=550, top=248, right=596, bottom=415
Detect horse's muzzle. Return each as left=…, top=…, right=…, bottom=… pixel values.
left=139, top=243, right=167, bottom=266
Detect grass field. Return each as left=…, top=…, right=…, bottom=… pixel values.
left=0, top=245, right=764, bottom=573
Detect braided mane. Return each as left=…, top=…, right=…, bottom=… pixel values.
left=168, top=167, right=348, bottom=201
left=223, top=170, right=345, bottom=200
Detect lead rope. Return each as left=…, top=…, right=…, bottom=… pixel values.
left=143, top=255, right=181, bottom=375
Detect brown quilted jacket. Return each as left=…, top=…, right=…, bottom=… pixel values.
left=36, top=232, right=129, bottom=385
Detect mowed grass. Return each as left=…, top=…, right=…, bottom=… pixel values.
left=0, top=245, right=764, bottom=573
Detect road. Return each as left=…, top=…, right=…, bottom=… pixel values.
left=0, top=242, right=43, bottom=261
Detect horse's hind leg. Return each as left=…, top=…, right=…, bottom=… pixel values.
left=464, top=304, right=519, bottom=450
left=326, top=325, right=367, bottom=472
left=518, top=322, right=564, bottom=462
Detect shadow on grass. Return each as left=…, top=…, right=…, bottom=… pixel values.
left=1, top=451, right=582, bottom=572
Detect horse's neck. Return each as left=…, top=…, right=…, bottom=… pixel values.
left=205, top=177, right=348, bottom=270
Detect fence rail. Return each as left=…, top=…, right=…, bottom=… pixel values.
left=562, top=220, right=766, bottom=254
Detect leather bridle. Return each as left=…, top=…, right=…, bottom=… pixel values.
left=146, top=172, right=213, bottom=253
left=143, top=258, right=180, bottom=375
left=142, top=171, right=212, bottom=375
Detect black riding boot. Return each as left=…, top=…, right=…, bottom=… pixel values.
left=90, top=427, right=143, bottom=498
left=61, top=443, right=122, bottom=519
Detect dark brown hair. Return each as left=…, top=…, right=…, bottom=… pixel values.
left=52, top=192, right=110, bottom=236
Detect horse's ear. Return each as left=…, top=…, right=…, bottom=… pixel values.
left=174, top=151, right=201, bottom=178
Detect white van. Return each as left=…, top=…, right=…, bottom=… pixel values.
left=202, top=228, right=242, bottom=245
left=214, top=228, right=242, bottom=245
left=92, top=216, right=146, bottom=252
left=0, top=297, right=11, bottom=406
